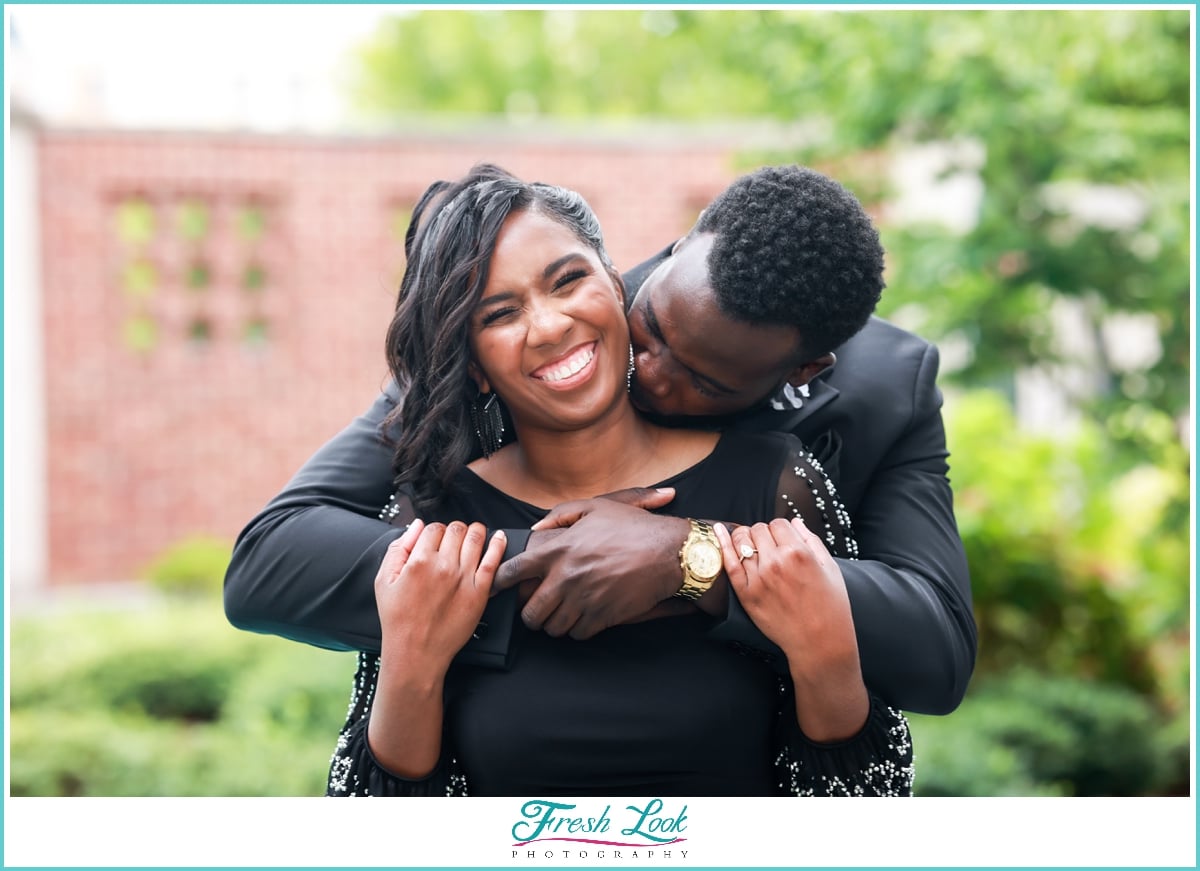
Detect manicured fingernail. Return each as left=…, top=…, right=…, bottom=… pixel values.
left=714, top=522, right=729, bottom=538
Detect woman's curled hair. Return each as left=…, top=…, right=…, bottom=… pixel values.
left=382, top=163, right=615, bottom=514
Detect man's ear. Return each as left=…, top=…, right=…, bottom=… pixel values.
left=786, top=352, right=837, bottom=388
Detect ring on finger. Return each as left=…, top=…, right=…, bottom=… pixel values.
left=738, top=543, right=758, bottom=561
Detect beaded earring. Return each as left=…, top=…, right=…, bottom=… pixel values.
left=469, top=391, right=506, bottom=458
left=626, top=344, right=636, bottom=392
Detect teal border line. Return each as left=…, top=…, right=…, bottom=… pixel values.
left=1, top=3, right=1195, bottom=870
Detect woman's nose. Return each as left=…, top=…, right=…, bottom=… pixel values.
left=526, top=300, right=573, bottom=345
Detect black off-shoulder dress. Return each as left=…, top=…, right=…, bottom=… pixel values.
left=327, top=431, right=914, bottom=797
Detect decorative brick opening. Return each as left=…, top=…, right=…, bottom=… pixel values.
left=110, top=191, right=285, bottom=355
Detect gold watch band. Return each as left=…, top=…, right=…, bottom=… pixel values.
left=676, top=518, right=721, bottom=601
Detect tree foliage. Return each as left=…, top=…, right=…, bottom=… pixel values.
left=352, top=8, right=1189, bottom=425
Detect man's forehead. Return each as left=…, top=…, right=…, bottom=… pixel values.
left=658, top=232, right=716, bottom=300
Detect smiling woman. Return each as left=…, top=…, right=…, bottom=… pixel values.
left=322, top=163, right=914, bottom=797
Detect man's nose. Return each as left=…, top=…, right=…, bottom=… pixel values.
left=635, top=347, right=673, bottom=398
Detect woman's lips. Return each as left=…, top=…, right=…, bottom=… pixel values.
left=530, top=342, right=597, bottom=389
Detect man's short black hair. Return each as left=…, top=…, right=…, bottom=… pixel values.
left=694, top=165, right=885, bottom=361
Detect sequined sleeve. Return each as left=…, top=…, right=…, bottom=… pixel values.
left=769, top=435, right=914, bottom=795
left=326, top=652, right=469, bottom=797
left=772, top=686, right=914, bottom=796
left=773, top=435, right=857, bottom=560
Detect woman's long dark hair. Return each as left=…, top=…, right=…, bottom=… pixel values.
left=383, top=163, right=618, bottom=514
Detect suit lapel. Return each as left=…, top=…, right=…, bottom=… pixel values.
left=738, top=376, right=840, bottom=434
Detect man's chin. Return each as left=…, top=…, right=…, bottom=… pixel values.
left=633, top=405, right=743, bottom=431
left=629, top=386, right=748, bottom=429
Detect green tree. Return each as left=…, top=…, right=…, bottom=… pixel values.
left=352, top=9, right=1189, bottom=428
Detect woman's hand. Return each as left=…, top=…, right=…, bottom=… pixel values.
left=715, top=517, right=870, bottom=743
left=366, top=519, right=504, bottom=779
left=376, top=519, right=505, bottom=673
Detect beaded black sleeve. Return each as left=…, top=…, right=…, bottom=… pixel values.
left=764, top=438, right=914, bottom=796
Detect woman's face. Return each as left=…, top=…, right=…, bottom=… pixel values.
left=468, top=208, right=629, bottom=436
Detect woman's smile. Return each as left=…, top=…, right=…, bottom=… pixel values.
left=530, top=341, right=598, bottom=390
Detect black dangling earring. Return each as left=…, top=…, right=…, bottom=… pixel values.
left=626, top=344, right=636, bottom=392
left=469, top=391, right=505, bottom=458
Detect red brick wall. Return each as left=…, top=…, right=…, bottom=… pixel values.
left=39, top=130, right=739, bottom=584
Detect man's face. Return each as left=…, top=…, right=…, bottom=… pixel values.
left=626, top=232, right=806, bottom=421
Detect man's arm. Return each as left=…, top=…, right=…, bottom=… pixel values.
left=713, top=343, right=975, bottom=713
left=224, top=384, right=667, bottom=652
left=223, top=385, right=404, bottom=650
left=839, top=341, right=975, bottom=714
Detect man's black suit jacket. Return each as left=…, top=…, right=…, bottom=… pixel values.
left=224, top=249, right=977, bottom=715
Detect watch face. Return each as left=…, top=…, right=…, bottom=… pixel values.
left=688, top=541, right=723, bottom=580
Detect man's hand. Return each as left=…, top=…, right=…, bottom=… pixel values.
left=528, top=486, right=676, bottom=532
left=493, top=487, right=690, bottom=639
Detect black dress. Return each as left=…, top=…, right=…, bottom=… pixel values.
left=327, top=431, right=914, bottom=797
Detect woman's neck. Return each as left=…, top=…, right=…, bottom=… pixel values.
left=478, top=406, right=667, bottom=507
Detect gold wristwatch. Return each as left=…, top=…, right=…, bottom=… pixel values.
left=676, top=519, right=722, bottom=601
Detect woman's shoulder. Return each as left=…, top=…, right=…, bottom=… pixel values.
left=714, top=428, right=807, bottom=459
left=662, top=430, right=807, bottom=523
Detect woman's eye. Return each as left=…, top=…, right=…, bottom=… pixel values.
left=481, top=307, right=518, bottom=326
left=553, top=269, right=589, bottom=291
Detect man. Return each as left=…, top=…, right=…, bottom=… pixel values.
left=224, top=165, right=975, bottom=715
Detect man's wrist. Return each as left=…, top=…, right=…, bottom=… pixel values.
left=658, top=515, right=693, bottom=600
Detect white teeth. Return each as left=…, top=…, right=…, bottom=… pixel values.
left=538, top=348, right=594, bottom=382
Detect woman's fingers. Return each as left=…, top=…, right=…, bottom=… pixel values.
left=412, top=521, right=447, bottom=559
left=714, top=522, right=749, bottom=590
left=454, top=522, right=487, bottom=571
left=790, top=515, right=831, bottom=561
left=439, top=520, right=469, bottom=561
left=377, top=518, right=425, bottom=584
left=747, top=522, right=778, bottom=578
left=473, top=529, right=506, bottom=593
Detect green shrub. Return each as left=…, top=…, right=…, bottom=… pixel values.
left=945, top=391, right=1188, bottom=702
left=910, top=671, right=1173, bottom=796
left=9, top=600, right=356, bottom=796
left=141, top=535, right=232, bottom=598
left=8, top=708, right=337, bottom=797
left=81, top=644, right=243, bottom=722
left=222, top=642, right=356, bottom=739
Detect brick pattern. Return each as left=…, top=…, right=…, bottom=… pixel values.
left=39, top=131, right=738, bottom=584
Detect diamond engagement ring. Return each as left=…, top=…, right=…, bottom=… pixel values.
left=738, top=544, right=757, bottom=561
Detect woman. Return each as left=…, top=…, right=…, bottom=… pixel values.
left=327, top=164, right=913, bottom=797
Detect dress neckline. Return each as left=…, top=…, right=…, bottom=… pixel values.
left=455, top=429, right=730, bottom=514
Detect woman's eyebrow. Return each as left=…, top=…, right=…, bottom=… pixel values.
left=478, top=289, right=515, bottom=306
left=542, top=252, right=588, bottom=279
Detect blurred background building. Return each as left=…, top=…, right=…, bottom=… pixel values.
left=6, top=7, right=773, bottom=588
